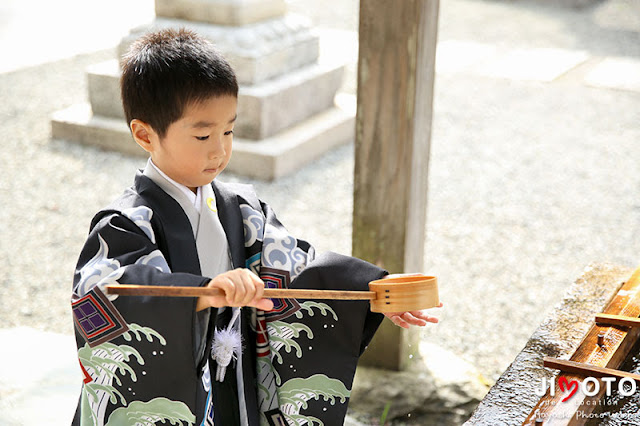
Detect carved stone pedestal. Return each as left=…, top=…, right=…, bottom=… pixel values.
left=51, top=0, right=353, bottom=180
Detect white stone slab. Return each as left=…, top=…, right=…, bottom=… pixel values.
left=584, top=57, right=640, bottom=93
left=436, top=40, right=498, bottom=74
left=476, top=47, right=589, bottom=82
left=0, top=328, right=80, bottom=425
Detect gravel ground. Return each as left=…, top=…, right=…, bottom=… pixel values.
left=1, top=0, right=639, bottom=389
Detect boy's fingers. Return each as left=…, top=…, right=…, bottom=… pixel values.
left=388, top=314, right=410, bottom=329
left=247, top=270, right=265, bottom=301
left=384, top=311, right=439, bottom=328
left=234, top=271, right=253, bottom=305
left=255, top=298, right=274, bottom=311
left=246, top=270, right=271, bottom=311
left=409, top=310, right=439, bottom=323
left=215, top=276, right=236, bottom=305
left=239, top=269, right=264, bottom=305
left=402, top=312, right=428, bottom=326
left=253, top=280, right=265, bottom=301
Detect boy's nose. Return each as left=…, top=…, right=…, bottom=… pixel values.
left=209, top=138, right=226, bottom=158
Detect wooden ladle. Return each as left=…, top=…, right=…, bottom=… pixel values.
left=106, top=274, right=439, bottom=313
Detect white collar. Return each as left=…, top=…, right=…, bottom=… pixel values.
left=148, top=159, right=202, bottom=213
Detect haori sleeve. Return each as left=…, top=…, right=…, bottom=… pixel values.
left=70, top=208, right=211, bottom=426
left=71, top=208, right=210, bottom=352
left=73, top=208, right=209, bottom=299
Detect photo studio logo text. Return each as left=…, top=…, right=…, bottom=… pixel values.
left=535, top=376, right=638, bottom=402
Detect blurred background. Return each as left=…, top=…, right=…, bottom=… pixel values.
left=0, top=0, right=639, bottom=424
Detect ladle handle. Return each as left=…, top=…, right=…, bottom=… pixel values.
left=107, top=284, right=376, bottom=301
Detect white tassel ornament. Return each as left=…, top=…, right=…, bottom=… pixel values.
left=211, top=308, right=242, bottom=382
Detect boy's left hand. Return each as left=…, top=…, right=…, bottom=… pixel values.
left=384, top=302, right=443, bottom=329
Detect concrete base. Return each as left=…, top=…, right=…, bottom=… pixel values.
left=51, top=95, right=356, bottom=180
left=52, top=103, right=145, bottom=157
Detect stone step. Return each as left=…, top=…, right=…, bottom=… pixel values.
left=119, top=15, right=320, bottom=86
left=88, top=58, right=345, bottom=140
left=51, top=95, right=356, bottom=180
left=51, top=103, right=143, bottom=157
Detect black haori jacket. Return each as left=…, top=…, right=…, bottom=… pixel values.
left=71, top=172, right=385, bottom=426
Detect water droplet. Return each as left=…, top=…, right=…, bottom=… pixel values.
left=324, top=324, right=328, bottom=328
left=290, top=365, right=294, bottom=368
left=152, top=351, right=157, bottom=356
left=408, top=413, right=412, bottom=417
left=409, top=354, right=414, bottom=359
left=308, top=346, right=312, bottom=350
left=160, top=351, right=164, bottom=355
left=142, top=371, right=147, bottom=375
left=323, top=407, right=327, bottom=411
left=331, top=325, right=335, bottom=328
left=128, top=387, right=132, bottom=391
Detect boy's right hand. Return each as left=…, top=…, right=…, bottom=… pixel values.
left=196, top=268, right=274, bottom=312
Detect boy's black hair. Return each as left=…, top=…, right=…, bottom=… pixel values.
left=120, top=28, right=238, bottom=138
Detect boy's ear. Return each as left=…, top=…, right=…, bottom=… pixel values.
left=130, top=119, right=157, bottom=153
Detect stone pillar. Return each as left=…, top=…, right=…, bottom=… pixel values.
left=52, top=0, right=354, bottom=180
left=353, top=0, right=439, bottom=371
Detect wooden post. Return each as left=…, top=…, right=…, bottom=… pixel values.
left=353, top=0, right=439, bottom=370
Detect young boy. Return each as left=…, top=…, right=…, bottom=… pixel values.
left=71, top=28, right=440, bottom=426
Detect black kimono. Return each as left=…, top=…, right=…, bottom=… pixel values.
left=71, top=172, right=385, bottom=426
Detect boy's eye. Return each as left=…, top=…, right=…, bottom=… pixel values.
left=195, top=131, right=232, bottom=140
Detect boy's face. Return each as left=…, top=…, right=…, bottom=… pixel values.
left=148, top=95, right=237, bottom=192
